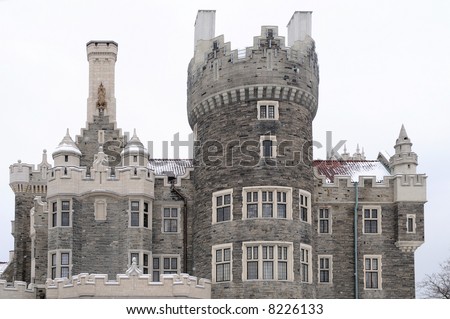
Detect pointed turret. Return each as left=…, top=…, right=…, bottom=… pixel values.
left=389, top=124, right=418, bottom=174
left=121, top=129, right=149, bottom=167
left=37, top=149, right=52, bottom=179
left=52, top=129, right=82, bottom=166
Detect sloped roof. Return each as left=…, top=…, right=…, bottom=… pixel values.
left=313, top=160, right=391, bottom=183
left=148, top=159, right=193, bottom=177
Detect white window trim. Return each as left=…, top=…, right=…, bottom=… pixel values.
left=406, top=214, right=416, bottom=233
left=318, top=207, right=332, bottom=234
left=260, top=135, right=277, bottom=158
left=299, top=190, right=311, bottom=224
left=128, top=199, right=152, bottom=228
left=318, top=255, right=333, bottom=284
left=242, top=241, right=294, bottom=282
left=128, top=250, right=152, bottom=274
left=161, top=205, right=181, bottom=234
left=257, top=100, right=280, bottom=120
left=300, top=243, right=312, bottom=284
left=48, top=198, right=73, bottom=228
left=48, top=249, right=72, bottom=279
left=212, top=189, right=233, bottom=224
left=362, top=205, right=382, bottom=234
left=242, top=186, right=293, bottom=220
left=363, top=255, right=382, bottom=290
left=152, top=254, right=180, bottom=282
left=212, top=243, right=233, bottom=283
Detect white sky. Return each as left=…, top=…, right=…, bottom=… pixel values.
left=1, top=0, right=449, bottom=289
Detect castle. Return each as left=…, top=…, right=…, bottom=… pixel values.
left=0, top=10, right=426, bottom=299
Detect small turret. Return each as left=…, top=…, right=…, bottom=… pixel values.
left=389, top=125, right=418, bottom=174
left=121, top=129, right=148, bottom=167
left=52, top=129, right=82, bottom=167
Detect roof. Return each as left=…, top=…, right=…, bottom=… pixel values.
left=313, top=160, right=391, bottom=183
left=148, top=159, right=193, bottom=177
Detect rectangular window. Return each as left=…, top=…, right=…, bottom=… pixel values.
left=61, top=200, right=70, bottom=227
left=129, top=251, right=150, bottom=274
left=318, top=256, right=332, bottom=283
left=60, top=252, right=69, bottom=278
left=213, top=245, right=232, bottom=283
left=260, top=135, right=277, bottom=159
left=364, top=256, right=382, bottom=290
left=49, top=251, right=71, bottom=279
left=262, top=191, right=273, bottom=218
left=277, top=191, right=287, bottom=218
left=243, top=187, right=292, bottom=220
left=363, top=206, right=381, bottom=234
left=163, top=207, right=178, bottom=232
left=257, top=101, right=279, bottom=120
left=152, top=255, right=179, bottom=282
left=300, top=244, right=312, bottom=283
left=216, top=194, right=231, bottom=222
left=406, top=214, right=416, bottom=233
left=143, top=202, right=149, bottom=228
left=130, top=201, right=140, bottom=227
left=212, top=189, right=233, bottom=223
left=300, top=191, right=311, bottom=223
left=52, top=202, right=57, bottom=228
left=319, top=208, right=330, bottom=233
left=243, top=242, right=293, bottom=281
left=247, top=191, right=259, bottom=218
left=51, top=253, right=56, bottom=279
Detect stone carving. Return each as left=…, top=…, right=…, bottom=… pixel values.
left=96, top=82, right=107, bottom=110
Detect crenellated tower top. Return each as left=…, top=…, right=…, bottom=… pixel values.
left=188, top=10, right=319, bottom=129
left=86, top=41, right=118, bottom=125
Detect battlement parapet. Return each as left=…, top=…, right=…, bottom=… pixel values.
left=0, top=280, right=35, bottom=299
left=46, top=272, right=211, bottom=299
left=47, top=166, right=155, bottom=198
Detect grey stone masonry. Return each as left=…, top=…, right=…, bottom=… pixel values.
left=188, top=19, right=320, bottom=298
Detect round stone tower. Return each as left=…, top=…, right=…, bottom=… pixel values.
left=187, top=11, right=319, bottom=298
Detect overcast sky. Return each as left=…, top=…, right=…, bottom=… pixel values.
left=1, top=0, right=449, bottom=290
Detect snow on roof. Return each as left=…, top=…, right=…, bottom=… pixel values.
left=314, top=160, right=391, bottom=183
left=148, top=159, right=193, bottom=177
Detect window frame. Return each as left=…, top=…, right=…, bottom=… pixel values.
left=406, top=214, right=416, bottom=233
left=242, top=241, right=293, bottom=282
left=362, top=206, right=382, bottom=234
left=212, top=189, right=233, bottom=224
left=48, top=250, right=72, bottom=280
left=128, top=250, right=151, bottom=275
left=318, top=207, right=331, bottom=234
left=257, top=101, right=279, bottom=120
left=49, top=199, right=72, bottom=228
left=242, top=187, right=293, bottom=220
left=212, top=243, right=233, bottom=283
left=260, top=135, right=277, bottom=159
left=162, top=206, right=180, bottom=233
left=318, top=255, right=333, bottom=284
left=128, top=199, right=151, bottom=228
left=300, top=244, right=312, bottom=284
left=152, top=254, right=180, bottom=282
left=299, top=190, right=311, bottom=224
left=364, top=255, right=382, bottom=290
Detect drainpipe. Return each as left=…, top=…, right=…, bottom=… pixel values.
left=354, top=181, right=359, bottom=299
left=170, top=181, right=188, bottom=273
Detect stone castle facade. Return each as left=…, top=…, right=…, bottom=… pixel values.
left=0, top=11, right=426, bottom=299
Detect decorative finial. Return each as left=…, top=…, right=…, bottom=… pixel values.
left=356, top=144, right=360, bottom=153
left=43, top=149, right=47, bottom=154
left=344, top=144, right=347, bottom=154
left=18, top=159, right=22, bottom=164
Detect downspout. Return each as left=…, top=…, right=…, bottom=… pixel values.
left=170, top=181, right=188, bottom=273
left=354, top=181, right=359, bottom=299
